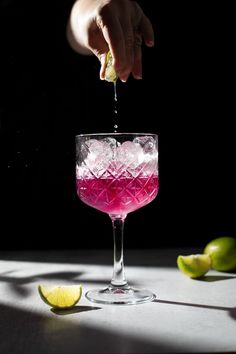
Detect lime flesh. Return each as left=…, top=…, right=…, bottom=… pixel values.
left=38, top=285, right=82, bottom=309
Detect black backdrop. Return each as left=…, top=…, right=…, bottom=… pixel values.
left=0, top=1, right=235, bottom=249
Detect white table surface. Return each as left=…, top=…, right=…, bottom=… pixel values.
left=0, top=248, right=236, bottom=354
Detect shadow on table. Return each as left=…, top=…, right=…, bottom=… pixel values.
left=51, top=305, right=101, bottom=316
left=0, top=271, right=114, bottom=298
left=154, top=299, right=236, bottom=321
left=0, top=303, right=190, bottom=354
left=197, top=274, right=236, bottom=282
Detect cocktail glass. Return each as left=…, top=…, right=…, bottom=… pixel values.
left=76, top=133, right=159, bottom=305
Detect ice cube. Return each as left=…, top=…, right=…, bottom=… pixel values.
left=85, top=139, right=104, bottom=155
left=102, top=137, right=119, bottom=158
left=117, top=141, right=144, bottom=168
left=80, top=139, right=99, bottom=161
left=102, top=137, right=117, bottom=149
left=133, top=136, right=157, bottom=154
left=83, top=139, right=113, bottom=176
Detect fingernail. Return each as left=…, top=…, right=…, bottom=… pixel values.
left=118, top=73, right=128, bottom=82
left=133, top=74, right=142, bottom=80
left=147, top=40, right=154, bottom=47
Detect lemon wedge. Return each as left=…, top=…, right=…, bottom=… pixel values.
left=177, top=254, right=211, bottom=279
left=38, top=285, right=82, bottom=309
left=105, top=51, right=117, bottom=82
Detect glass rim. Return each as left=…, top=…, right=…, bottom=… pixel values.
left=76, top=132, right=158, bottom=138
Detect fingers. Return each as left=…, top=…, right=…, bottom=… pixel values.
left=131, top=9, right=154, bottom=80
left=96, top=1, right=154, bottom=82
left=97, top=9, right=126, bottom=78
left=119, top=10, right=134, bottom=81
left=132, top=34, right=142, bottom=80
left=100, top=14, right=136, bottom=81
left=97, top=2, right=137, bottom=81
left=139, top=14, right=155, bottom=47
left=119, top=3, right=154, bottom=81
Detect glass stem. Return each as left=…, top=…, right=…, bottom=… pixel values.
left=110, top=216, right=128, bottom=288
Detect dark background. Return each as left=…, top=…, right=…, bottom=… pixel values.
left=0, top=1, right=235, bottom=249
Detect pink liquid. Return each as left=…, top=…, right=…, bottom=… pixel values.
left=76, top=175, right=159, bottom=216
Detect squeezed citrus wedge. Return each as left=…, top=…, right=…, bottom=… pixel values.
left=38, top=285, right=82, bottom=309
left=177, top=254, right=211, bottom=279
left=105, top=51, right=117, bottom=82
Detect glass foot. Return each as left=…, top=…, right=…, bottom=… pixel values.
left=85, top=285, right=156, bottom=305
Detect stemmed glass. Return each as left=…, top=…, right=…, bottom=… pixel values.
left=76, top=133, right=159, bottom=305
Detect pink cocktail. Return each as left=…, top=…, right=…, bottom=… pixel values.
left=76, top=133, right=159, bottom=305
left=77, top=175, right=159, bottom=215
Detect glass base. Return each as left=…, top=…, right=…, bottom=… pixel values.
left=85, top=285, right=156, bottom=305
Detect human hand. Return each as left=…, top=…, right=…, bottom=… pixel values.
left=67, top=0, right=154, bottom=82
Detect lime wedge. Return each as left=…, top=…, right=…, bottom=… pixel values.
left=38, top=285, right=82, bottom=309
left=177, top=254, right=211, bottom=279
left=105, top=51, right=117, bottom=82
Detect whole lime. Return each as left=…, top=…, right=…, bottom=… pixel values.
left=204, top=237, right=236, bottom=271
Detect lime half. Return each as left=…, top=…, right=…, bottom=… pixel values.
left=38, top=285, right=82, bottom=309
left=177, top=254, right=211, bottom=279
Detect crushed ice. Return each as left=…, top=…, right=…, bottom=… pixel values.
left=77, top=136, right=158, bottom=178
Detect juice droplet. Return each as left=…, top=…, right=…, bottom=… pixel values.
left=114, top=82, right=117, bottom=101
left=103, top=52, right=119, bottom=133
left=113, top=82, right=119, bottom=133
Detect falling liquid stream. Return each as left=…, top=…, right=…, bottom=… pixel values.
left=113, top=82, right=118, bottom=133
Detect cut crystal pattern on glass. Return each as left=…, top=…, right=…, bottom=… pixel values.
left=76, top=136, right=158, bottom=215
